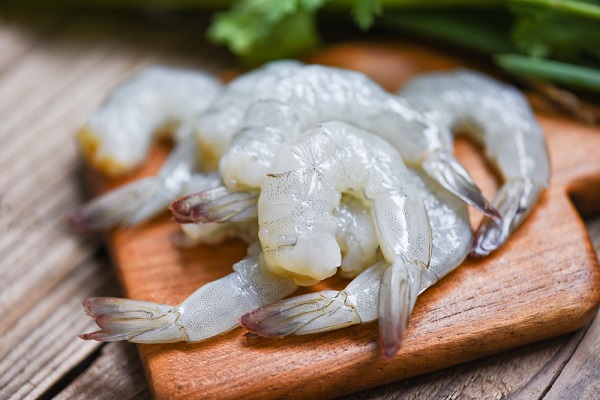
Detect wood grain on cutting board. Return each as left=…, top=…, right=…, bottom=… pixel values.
left=87, top=42, right=600, bottom=400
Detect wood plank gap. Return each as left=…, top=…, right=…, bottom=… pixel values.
left=37, top=344, right=105, bottom=400
left=54, top=342, right=151, bottom=400
left=0, top=257, right=118, bottom=398
left=537, top=323, right=592, bottom=400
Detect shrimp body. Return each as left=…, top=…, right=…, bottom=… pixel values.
left=79, top=243, right=299, bottom=343
left=335, top=196, right=380, bottom=279
left=257, top=121, right=431, bottom=284
left=241, top=166, right=472, bottom=358
left=80, top=66, right=221, bottom=177
left=70, top=67, right=222, bottom=230
left=78, top=197, right=392, bottom=344
left=195, top=61, right=494, bottom=217
left=254, top=120, right=432, bottom=355
left=76, top=65, right=547, bottom=358
left=399, top=70, right=550, bottom=255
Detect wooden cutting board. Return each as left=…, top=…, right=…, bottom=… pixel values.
left=86, top=41, right=600, bottom=400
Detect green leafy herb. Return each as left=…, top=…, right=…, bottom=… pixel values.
left=207, top=0, right=387, bottom=64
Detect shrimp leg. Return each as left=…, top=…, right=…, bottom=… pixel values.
left=79, top=244, right=298, bottom=343
left=399, top=70, right=551, bottom=256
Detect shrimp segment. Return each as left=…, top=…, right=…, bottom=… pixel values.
left=80, top=244, right=298, bottom=343
left=80, top=66, right=221, bottom=176
left=399, top=70, right=550, bottom=256
left=255, top=121, right=432, bottom=355
left=241, top=167, right=472, bottom=357
left=69, top=67, right=222, bottom=230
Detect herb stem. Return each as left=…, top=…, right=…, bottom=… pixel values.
left=496, top=54, right=600, bottom=92
left=378, top=11, right=514, bottom=55
left=509, top=0, right=600, bottom=20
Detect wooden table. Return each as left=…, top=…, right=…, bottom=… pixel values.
left=1, top=9, right=599, bottom=400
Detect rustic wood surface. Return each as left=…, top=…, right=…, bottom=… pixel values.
left=1, top=8, right=599, bottom=400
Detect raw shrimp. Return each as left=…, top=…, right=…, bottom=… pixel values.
left=399, top=70, right=551, bottom=256
left=69, top=67, right=222, bottom=230
left=202, top=61, right=496, bottom=218
left=79, top=196, right=387, bottom=344
left=241, top=166, right=472, bottom=358
left=79, top=119, right=435, bottom=352
left=72, top=62, right=494, bottom=230
left=250, top=121, right=432, bottom=356
left=79, top=243, right=298, bottom=343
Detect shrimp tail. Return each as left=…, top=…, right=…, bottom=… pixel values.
left=169, top=186, right=258, bottom=224
left=79, top=297, right=187, bottom=343
left=422, top=149, right=500, bottom=219
left=471, top=179, right=545, bottom=257
left=240, top=290, right=362, bottom=337
left=240, top=261, right=387, bottom=337
left=378, top=256, right=423, bottom=358
left=68, top=135, right=210, bottom=231
left=81, top=251, right=298, bottom=343
left=68, top=177, right=173, bottom=231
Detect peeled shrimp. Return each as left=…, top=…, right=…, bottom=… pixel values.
left=76, top=65, right=547, bottom=357
left=251, top=121, right=431, bottom=356
left=72, top=62, right=495, bottom=230
left=79, top=195, right=390, bottom=344
left=79, top=243, right=298, bottom=343
left=79, top=66, right=220, bottom=176
left=399, top=70, right=551, bottom=256
left=205, top=61, right=495, bottom=218
left=79, top=120, right=435, bottom=354
left=241, top=167, right=472, bottom=358
left=69, top=67, right=222, bottom=230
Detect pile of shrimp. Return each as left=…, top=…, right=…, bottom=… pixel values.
left=70, top=62, right=550, bottom=358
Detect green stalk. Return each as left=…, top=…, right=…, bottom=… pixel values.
left=378, top=11, right=514, bottom=55
left=509, top=0, right=600, bottom=20
left=496, top=54, right=600, bottom=92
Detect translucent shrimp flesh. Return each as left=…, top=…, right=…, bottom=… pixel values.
left=79, top=66, right=221, bottom=176
left=399, top=70, right=551, bottom=256
left=69, top=67, right=222, bottom=230
left=78, top=196, right=391, bottom=344
left=240, top=167, right=472, bottom=358
left=79, top=121, right=437, bottom=356
left=75, top=65, right=547, bottom=358
left=79, top=243, right=298, bottom=343
left=251, top=120, right=432, bottom=356
left=188, top=61, right=496, bottom=218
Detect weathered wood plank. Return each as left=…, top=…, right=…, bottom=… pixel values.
left=0, top=256, right=114, bottom=399
left=0, top=9, right=231, bottom=335
left=55, top=342, right=151, bottom=400
left=0, top=10, right=230, bottom=400
left=0, top=11, right=66, bottom=74
left=542, top=219, right=600, bottom=400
